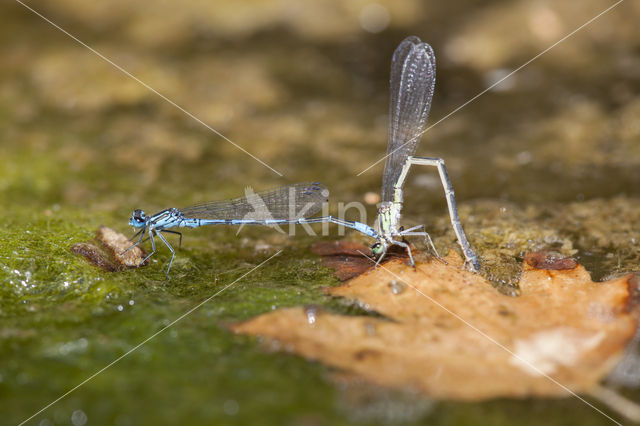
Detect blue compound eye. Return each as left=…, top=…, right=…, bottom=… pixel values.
left=133, top=209, right=146, bottom=223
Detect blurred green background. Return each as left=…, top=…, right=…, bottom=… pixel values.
left=2, top=0, right=640, bottom=424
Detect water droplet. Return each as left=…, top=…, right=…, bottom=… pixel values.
left=359, top=3, right=390, bottom=34
left=388, top=280, right=406, bottom=295
left=363, top=322, right=376, bottom=336
left=305, top=306, right=318, bottom=325
left=71, top=409, right=87, bottom=426
left=364, top=191, right=381, bottom=205
left=223, top=399, right=239, bottom=415
left=483, top=68, right=516, bottom=92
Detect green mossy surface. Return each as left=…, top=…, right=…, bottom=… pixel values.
left=2, top=0, right=640, bottom=424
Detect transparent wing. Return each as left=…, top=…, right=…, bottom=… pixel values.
left=180, top=182, right=329, bottom=221
left=381, top=36, right=436, bottom=202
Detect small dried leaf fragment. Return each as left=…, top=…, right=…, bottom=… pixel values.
left=310, top=241, right=410, bottom=281
left=231, top=252, right=638, bottom=400
left=70, top=226, right=147, bottom=271
left=70, top=242, right=119, bottom=272
left=310, top=241, right=374, bottom=281
left=96, top=226, right=146, bottom=268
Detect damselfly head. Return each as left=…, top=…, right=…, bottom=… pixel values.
left=371, top=241, right=387, bottom=257
left=129, top=209, right=147, bottom=228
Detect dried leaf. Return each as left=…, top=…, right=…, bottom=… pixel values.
left=70, top=242, right=120, bottom=272
left=231, top=251, right=639, bottom=400
left=310, top=241, right=411, bottom=281
left=96, top=226, right=147, bottom=268
left=70, top=226, right=147, bottom=271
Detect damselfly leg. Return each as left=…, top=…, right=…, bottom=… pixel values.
left=399, top=224, right=442, bottom=259
left=155, top=231, right=176, bottom=275
left=123, top=227, right=147, bottom=254
left=139, top=230, right=157, bottom=266
left=162, top=230, right=183, bottom=250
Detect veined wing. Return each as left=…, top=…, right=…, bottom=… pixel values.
left=381, top=36, right=436, bottom=202
left=180, top=182, right=329, bottom=221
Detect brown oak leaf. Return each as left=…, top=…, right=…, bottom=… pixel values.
left=231, top=251, right=638, bottom=400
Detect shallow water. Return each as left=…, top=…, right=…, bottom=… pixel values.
left=2, top=0, right=640, bottom=424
